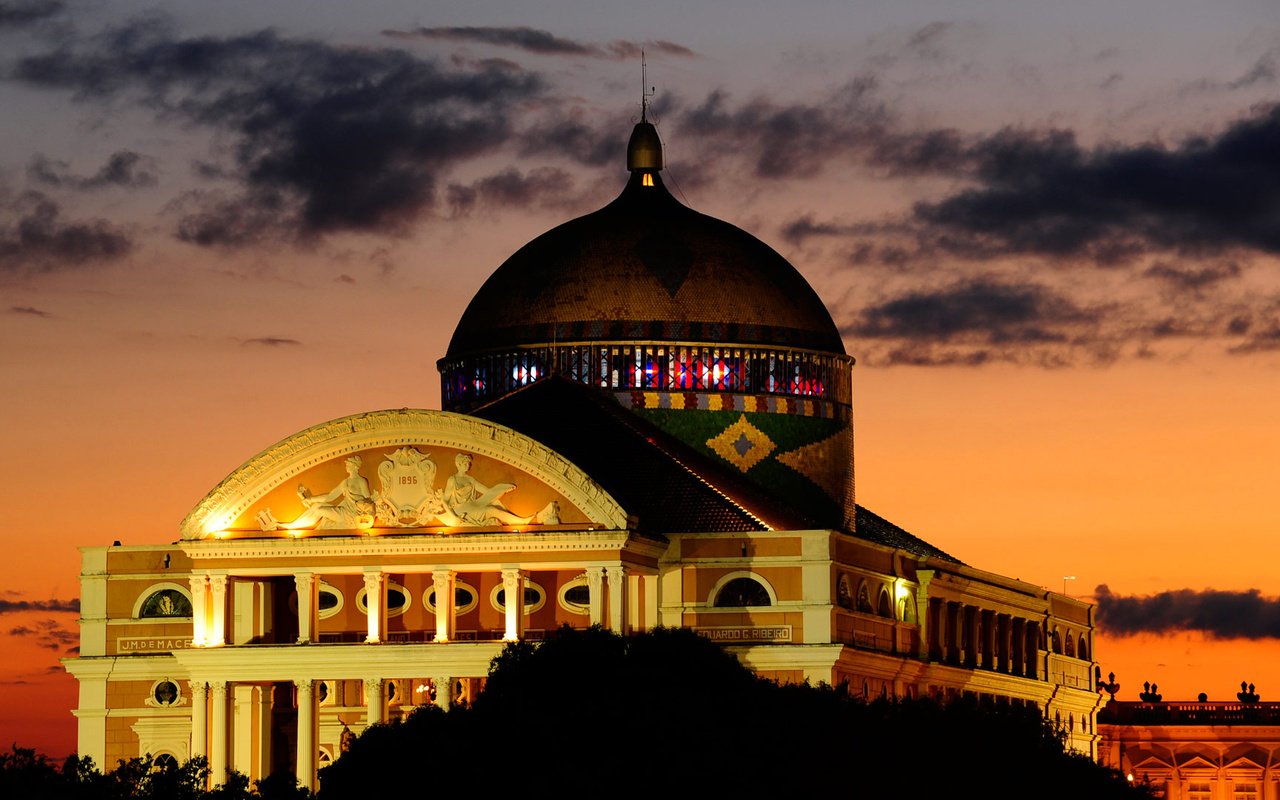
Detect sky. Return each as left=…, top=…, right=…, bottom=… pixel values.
left=2, top=0, right=1280, bottom=757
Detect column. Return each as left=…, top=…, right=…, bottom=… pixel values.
left=255, top=686, right=272, bottom=781
left=232, top=685, right=254, bottom=779
left=927, top=599, right=943, bottom=661
left=627, top=573, right=641, bottom=634
left=981, top=610, right=997, bottom=670
left=501, top=569, right=525, bottom=642
left=363, top=677, right=384, bottom=728
left=945, top=602, right=961, bottom=665
left=208, top=575, right=228, bottom=647
left=586, top=567, right=604, bottom=627
left=606, top=566, right=626, bottom=632
left=963, top=606, right=979, bottom=668
left=643, top=575, right=659, bottom=631
left=432, top=570, right=455, bottom=643
left=190, top=680, right=207, bottom=760
left=295, top=679, right=316, bottom=793
left=997, top=614, right=1011, bottom=673
left=189, top=574, right=209, bottom=646
left=1025, top=621, right=1041, bottom=680
left=1011, top=618, right=1026, bottom=677
left=432, top=676, right=452, bottom=712
left=294, top=572, right=315, bottom=644
left=363, top=571, right=384, bottom=644
left=209, top=681, right=228, bottom=786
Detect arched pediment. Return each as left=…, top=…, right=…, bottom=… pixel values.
left=179, top=409, right=628, bottom=539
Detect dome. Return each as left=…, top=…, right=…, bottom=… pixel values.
left=445, top=169, right=844, bottom=359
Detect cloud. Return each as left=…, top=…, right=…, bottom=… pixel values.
left=0, top=192, right=132, bottom=271
left=9, top=305, right=51, bottom=317
left=910, top=104, right=1280, bottom=261
left=242, top=336, right=300, bottom=347
left=384, top=26, right=695, bottom=60
left=7, top=618, right=77, bottom=650
left=446, top=167, right=575, bottom=215
left=14, top=18, right=546, bottom=246
left=0, top=0, right=62, bottom=28
left=1142, top=261, right=1242, bottom=296
left=1095, top=584, right=1280, bottom=639
left=837, top=279, right=1132, bottom=367
left=28, top=150, right=158, bottom=190
left=0, top=598, right=78, bottom=614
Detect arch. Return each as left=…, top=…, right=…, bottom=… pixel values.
left=855, top=580, right=873, bottom=614
left=151, top=753, right=179, bottom=772
left=133, top=583, right=193, bottom=619
left=180, top=409, right=630, bottom=537
left=1077, top=635, right=1088, bottom=661
left=1064, top=630, right=1075, bottom=657
left=708, top=571, right=777, bottom=607
left=835, top=574, right=854, bottom=609
left=898, top=595, right=917, bottom=624
left=1051, top=628, right=1062, bottom=654
left=877, top=587, right=892, bottom=618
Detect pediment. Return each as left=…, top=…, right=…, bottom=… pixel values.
left=1175, top=754, right=1220, bottom=770
left=179, top=409, right=628, bottom=539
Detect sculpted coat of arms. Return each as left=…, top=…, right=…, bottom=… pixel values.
left=256, top=447, right=559, bottom=531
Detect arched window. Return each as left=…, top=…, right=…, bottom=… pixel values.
left=713, top=577, right=772, bottom=607
left=152, top=753, right=178, bottom=772
left=1077, top=635, right=1088, bottom=661
left=137, top=587, right=192, bottom=619
left=898, top=596, right=916, bottom=624
left=1065, top=631, right=1075, bottom=657
left=836, top=575, right=854, bottom=609
left=877, top=588, right=892, bottom=618
left=1051, top=629, right=1062, bottom=654
left=856, top=581, right=873, bottom=614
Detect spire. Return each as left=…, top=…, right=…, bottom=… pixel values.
left=628, top=52, right=663, bottom=173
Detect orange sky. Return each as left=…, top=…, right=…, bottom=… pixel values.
left=3, top=0, right=1280, bottom=758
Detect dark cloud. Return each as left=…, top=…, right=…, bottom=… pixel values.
left=673, top=79, right=890, bottom=179
left=912, top=105, right=1280, bottom=261
left=384, top=26, right=695, bottom=60
left=0, top=192, right=133, bottom=271
left=843, top=279, right=1112, bottom=367
left=1095, top=584, right=1280, bottom=640
left=446, top=167, right=575, bottom=215
left=9, top=305, right=51, bottom=317
left=242, top=337, right=301, bottom=347
left=1228, top=325, right=1280, bottom=355
left=14, top=19, right=545, bottom=246
left=28, top=150, right=158, bottom=190
left=7, top=618, right=77, bottom=650
left=0, top=597, right=78, bottom=614
left=0, top=0, right=62, bottom=28
left=1142, top=261, right=1241, bottom=295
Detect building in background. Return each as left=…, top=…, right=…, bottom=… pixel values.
left=1099, top=687, right=1280, bottom=799
left=65, top=118, right=1102, bottom=790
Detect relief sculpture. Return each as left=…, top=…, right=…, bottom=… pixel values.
left=256, top=448, right=559, bottom=531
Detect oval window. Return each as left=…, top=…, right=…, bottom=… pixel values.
left=424, top=582, right=479, bottom=615
left=491, top=581, right=546, bottom=614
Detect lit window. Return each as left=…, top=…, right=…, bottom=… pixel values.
left=1233, top=782, right=1258, bottom=800
left=138, top=588, right=192, bottom=619
left=642, top=172, right=654, bottom=187
left=1187, top=782, right=1212, bottom=800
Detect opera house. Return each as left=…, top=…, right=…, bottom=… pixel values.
left=65, top=115, right=1103, bottom=790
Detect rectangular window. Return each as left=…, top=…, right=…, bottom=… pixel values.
left=1233, top=782, right=1258, bottom=800
left=1186, top=782, right=1212, bottom=800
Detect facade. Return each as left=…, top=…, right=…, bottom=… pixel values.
left=1100, top=700, right=1280, bottom=799
left=65, top=119, right=1103, bottom=790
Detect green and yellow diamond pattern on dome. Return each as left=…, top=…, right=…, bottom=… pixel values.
left=776, top=427, right=852, bottom=504
left=705, top=414, right=776, bottom=472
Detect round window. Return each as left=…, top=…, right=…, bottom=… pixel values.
left=153, top=680, right=179, bottom=706
left=424, top=582, right=479, bottom=615
left=490, top=581, right=546, bottom=614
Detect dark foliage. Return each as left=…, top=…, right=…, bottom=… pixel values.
left=320, top=626, right=1147, bottom=799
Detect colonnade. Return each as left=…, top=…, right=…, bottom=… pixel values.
left=926, top=599, right=1042, bottom=680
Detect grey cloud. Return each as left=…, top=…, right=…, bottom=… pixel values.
left=28, top=150, right=158, bottom=190
left=14, top=19, right=545, bottom=246
left=7, top=618, right=77, bottom=650
left=0, top=0, right=61, bottom=28
left=0, top=192, right=132, bottom=271
left=1095, top=584, right=1280, bottom=639
left=446, top=167, right=575, bottom=215
left=384, top=26, right=695, bottom=60
left=0, top=597, right=78, bottom=614
left=9, top=305, right=51, bottom=317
